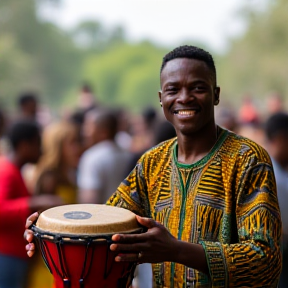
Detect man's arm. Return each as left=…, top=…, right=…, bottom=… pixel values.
left=110, top=216, right=209, bottom=274
left=200, top=158, right=282, bottom=287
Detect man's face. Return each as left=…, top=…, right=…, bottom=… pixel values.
left=159, top=58, right=219, bottom=136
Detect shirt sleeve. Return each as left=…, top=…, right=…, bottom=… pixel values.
left=200, top=154, right=282, bottom=287
left=106, top=155, right=150, bottom=217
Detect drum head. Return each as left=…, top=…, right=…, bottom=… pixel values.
left=35, top=204, right=141, bottom=236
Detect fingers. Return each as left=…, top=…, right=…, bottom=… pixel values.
left=110, top=216, right=165, bottom=263
left=25, top=242, right=35, bottom=257
left=25, top=212, right=39, bottom=229
left=111, top=216, right=158, bottom=243
left=110, top=243, right=146, bottom=253
left=115, top=252, right=140, bottom=263
left=111, top=232, right=150, bottom=243
left=136, top=215, right=157, bottom=229
left=24, top=229, right=34, bottom=243
left=24, top=223, right=36, bottom=258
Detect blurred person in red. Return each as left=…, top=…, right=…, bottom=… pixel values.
left=238, top=94, right=259, bottom=124
left=0, top=121, right=63, bottom=288
left=25, top=121, right=82, bottom=288
left=237, top=95, right=265, bottom=147
left=264, top=112, right=288, bottom=288
left=78, top=109, right=131, bottom=204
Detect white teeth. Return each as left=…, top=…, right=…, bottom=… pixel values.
left=176, top=110, right=196, bottom=116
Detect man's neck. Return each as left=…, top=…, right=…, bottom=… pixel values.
left=176, top=125, right=218, bottom=165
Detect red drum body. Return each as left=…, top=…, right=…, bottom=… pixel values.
left=32, top=204, right=142, bottom=288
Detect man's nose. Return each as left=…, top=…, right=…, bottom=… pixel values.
left=177, top=88, right=193, bottom=103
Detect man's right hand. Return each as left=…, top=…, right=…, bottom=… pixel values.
left=24, top=212, right=39, bottom=257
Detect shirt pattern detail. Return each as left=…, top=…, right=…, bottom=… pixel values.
left=107, top=127, right=282, bottom=288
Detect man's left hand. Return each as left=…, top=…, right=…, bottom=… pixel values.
left=110, top=215, right=178, bottom=263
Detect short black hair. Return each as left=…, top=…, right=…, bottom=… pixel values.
left=160, top=45, right=217, bottom=84
left=18, top=92, right=38, bottom=107
left=7, top=121, right=40, bottom=150
left=265, top=112, right=288, bottom=140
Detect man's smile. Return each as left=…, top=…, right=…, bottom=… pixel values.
left=173, top=108, right=200, bottom=116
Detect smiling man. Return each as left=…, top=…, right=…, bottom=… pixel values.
left=107, top=46, right=282, bottom=287
left=25, top=45, right=282, bottom=288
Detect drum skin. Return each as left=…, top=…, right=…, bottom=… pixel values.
left=32, top=204, right=142, bottom=288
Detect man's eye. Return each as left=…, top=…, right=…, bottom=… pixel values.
left=193, top=86, right=206, bottom=92
left=165, top=88, right=178, bottom=94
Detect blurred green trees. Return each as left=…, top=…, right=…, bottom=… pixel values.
left=0, top=0, right=81, bottom=108
left=0, top=0, right=287, bottom=111
left=218, top=0, right=288, bottom=105
left=82, top=42, right=168, bottom=111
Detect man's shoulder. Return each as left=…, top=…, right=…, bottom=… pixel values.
left=225, top=129, right=271, bottom=163
left=140, top=137, right=176, bottom=161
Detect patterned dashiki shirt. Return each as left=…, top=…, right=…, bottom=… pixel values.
left=107, top=127, right=282, bottom=288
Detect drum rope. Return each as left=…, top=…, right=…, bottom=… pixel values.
left=38, top=237, right=69, bottom=286
left=79, top=238, right=94, bottom=288
left=56, top=238, right=71, bottom=287
left=104, top=239, right=114, bottom=279
left=36, top=233, right=52, bottom=274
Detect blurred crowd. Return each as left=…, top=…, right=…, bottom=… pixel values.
left=0, top=86, right=287, bottom=288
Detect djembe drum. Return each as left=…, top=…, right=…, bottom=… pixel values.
left=31, top=204, right=143, bottom=288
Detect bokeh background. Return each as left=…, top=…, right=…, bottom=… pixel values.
left=1, top=0, right=287, bottom=115
left=1, top=1, right=288, bottom=288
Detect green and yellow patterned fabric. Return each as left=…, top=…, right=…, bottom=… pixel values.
left=107, top=127, right=282, bottom=288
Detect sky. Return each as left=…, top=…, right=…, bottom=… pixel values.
left=39, top=0, right=262, bottom=53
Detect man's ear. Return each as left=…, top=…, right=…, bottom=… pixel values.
left=214, top=86, right=220, bottom=105
left=158, top=90, right=162, bottom=107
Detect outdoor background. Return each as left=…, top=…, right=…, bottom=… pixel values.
left=0, top=0, right=287, bottom=115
